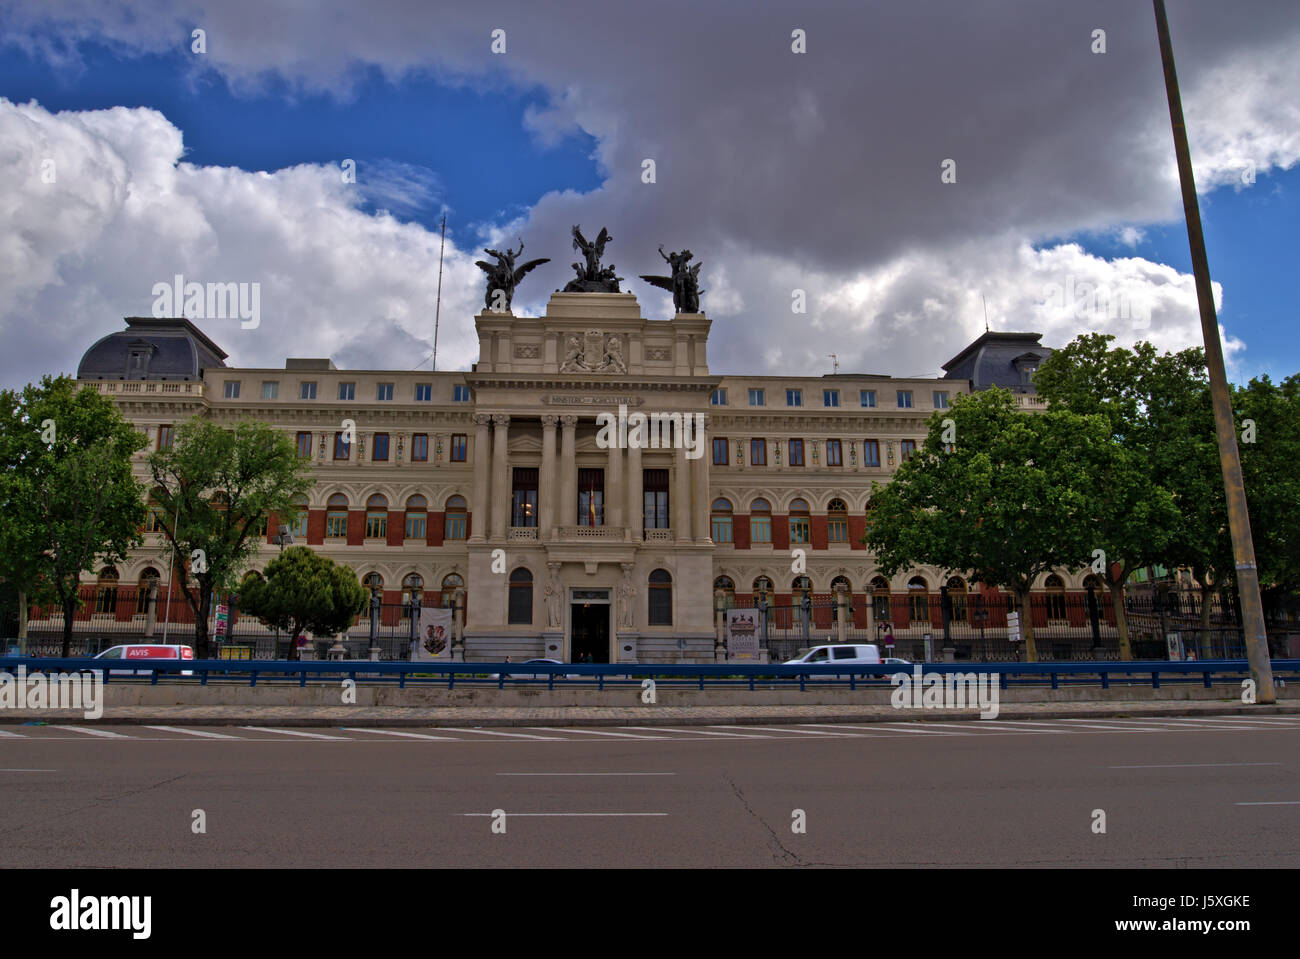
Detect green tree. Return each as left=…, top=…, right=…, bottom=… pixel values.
left=236, top=547, right=367, bottom=659
left=864, top=387, right=1110, bottom=661
left=1032, top=334, right=1184, bottom=657
left=0, top=376, right=147, bottom=656
left=148, top=417, right=313, bottom=658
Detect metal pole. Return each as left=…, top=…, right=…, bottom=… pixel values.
left=1152, top=0, right=1273, bottom=701
left=432, top=214, right=446, bottom=371
left=161, top=494, right=182, bottom=644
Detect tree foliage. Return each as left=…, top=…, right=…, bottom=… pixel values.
left=236, top=546, right=367, bottom=658
left=147, top=417, right=313, bottom=658
left=0, top=376, right=147, bottom=655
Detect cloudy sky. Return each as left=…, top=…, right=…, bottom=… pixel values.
left=1, top=0, right=1297, bottom=388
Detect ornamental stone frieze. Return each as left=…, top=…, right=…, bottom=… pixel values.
left=559, top=330, right=628, bottom=374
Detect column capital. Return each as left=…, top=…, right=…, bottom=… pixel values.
left=492, top=413, right=511, bottom=427
left=472, top=413, right=492, bottom=427
left=541, top=414, right=559, bottom=428
left=560, top=414, right=579, bottom=428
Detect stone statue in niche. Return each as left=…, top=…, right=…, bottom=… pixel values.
left=545, top=569, right=563, bottom=628
left=559, top=330, right=627, bottom=374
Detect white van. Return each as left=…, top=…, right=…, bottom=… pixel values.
left=92, top=644, right=195, bottom=676
left=784, top=643, right=882, bottom=666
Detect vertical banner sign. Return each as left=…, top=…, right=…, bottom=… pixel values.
left=214, top=603, right=229, bottom=636
left=1165, top=632, right=1184, bottom=662
left=414, top=606, right=453, bottom=660
left=1006, top=612, right=1020, bottom=644
left=726, top=608, right=760, bottom=660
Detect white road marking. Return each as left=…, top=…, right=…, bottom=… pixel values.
left=1111, top=762, right=1283, bottom=769
left=0, top=768, right=57, bottom=772
left=240, top=727, right=352, bottom=740
left=711, top=725, right=854, bottom=736
left=1234, top=801, right=1300, bottom=806
left=144, top=726, right=239, bottom=739
left=622, top=726, right=772, bottom=738
left=437, top=727, right=567, bottom=741
left=496, top=772, right=676, bottom=777
left=870, top=723, right=975, bottom=735
left=340, top=728, right=462, bottom=741
left=0, top=729, right=27, bottom=738
left=526, top=727, right=669, bottom=740
left=50, top=726, right=130, bottom=738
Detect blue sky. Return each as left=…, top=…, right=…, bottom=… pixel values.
left=0, top=0, right=1296, bottom=386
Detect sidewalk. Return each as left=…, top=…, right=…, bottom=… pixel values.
left=3, top=699, right=1297, bottom=727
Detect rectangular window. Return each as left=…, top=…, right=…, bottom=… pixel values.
left=453, top=385, right=471, bottom=403
left=372, top=432, right=390, bottom=461
left=748, top=388, right=765, bottom=407
left=326, top=510, right=347, bottom=540
left=365, top=509, right=386, bottom=539
left=578, top=468, right=604, bottom=526
left=261, top=381, right=279, bottom=400
left=450, top=434, right=467, bottom=462
left=829, top=515, right=848, bottom=543
left=411, top=433, right=428, bottom=462
left=788, top=438, right=805, bottom=467
left=901, top=439, right=917, bottom=462
left=405, top=510, right=426, bottom=540
left=861, top=389, right=876, bottom=408
left=376, top=383, right=394, bottom=401
left=512, top=468, right=539, bottom=527
left=334, top=433, right=351, bottom=460
left=897, top=390, right=913, bottom=408
left=933, top=390, right=950, bottom=409
left=750, top=438, right=767, bottom=466
left=290, top=508, right=309, bottom=539
left=415, top=383, right=432, bottom=402
left=643, top=469, right=670, bottom=530
left=790, top=516, right=811, bottom=544
left=786, top=388, right=802, bottom=407
left=823, top=389, right=840, bottom=408
left=146, top=506, right=165, bottom=533
left=712, top=437, right=728, bottom=466
left=338, top=382, right=355, bottom=401
left=826, top=439, right=843, bottom=466
left=750, top=513, right=771, bottom=543
left=300, top=381, right=317, bottom=400
left=711, top=388, right=727, bottom=406
left=157, top=425, right=175, bottom=450
left=223, top=381, right=240, bottom=399
left=296, top=431, right=312, bottom=459
left=864, top=439, right=881, bottom=467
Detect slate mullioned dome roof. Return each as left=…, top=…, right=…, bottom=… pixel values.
left=77, top=317, right=228, bottom=381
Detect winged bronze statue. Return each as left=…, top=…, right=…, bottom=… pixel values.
left=640, top=245, right=704, bottom=313
left=475, top=240, right=550, bottom=311
left=562, top=225, right=622, bottom=292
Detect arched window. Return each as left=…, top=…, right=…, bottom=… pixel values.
left=405, top=495, right=428, bottom=540
left=401, top=573, right=424, bottom=617
left=908, top=576, right=930, bottom=623
left=827, top=498, right=849, bottom=544
left=871, top=575, right=892, bottom=623
left=714, top=576, right=736, bottom=611
left=145, top=488, right=167, bottom=533
left=210, top=491, right=230, bottom=512
left=792, top=575, right=812, bottom=604
left=441, top=573, right=464, bottom=610
left=1082, top=573, right=1104, bottom=591
left=1045, top=573, right=1067, bottom=622
left=830, top=574, right=852, bottom=621
left=711, top=498, right=733, bottom=544
left=508, top=568, right=533, bottom=625
left=648, top=569, right=673, bottom=626
left=325, top=493, right=348, bottom=539
left=947, top=576, right=968, bottom=623
left=288, top=494, right=309, bottom=539
left=789, top=498, right=810, bottom=544
left=95, top=567, right=120, bottom=614
left=135, top=567, right=161, bottom=614
left=445, top=495, right=468, bottom=541
left=362, top=572, right=384, bottom=591
left=749, top=498, right=772, bottom=544
left=365, top=494, right=388, bottom=539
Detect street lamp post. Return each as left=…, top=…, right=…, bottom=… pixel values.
left=271, top=525, right=293, bottom=658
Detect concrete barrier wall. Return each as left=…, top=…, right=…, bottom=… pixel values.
left=100, top=682, right=1296, bottom=708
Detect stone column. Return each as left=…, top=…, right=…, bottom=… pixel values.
left=626, top=441, right=643, bottom=541
left=692, top=414, right=710, bottom=541
left=607, top=437, right=624, bottom=530
left=560, top=415, right=578, bottom=527
left=675, top=443, right=691, bottom=543
left=490, top=414, right=510, bottom=541
left=470, top=414, right=491, bottom=542
left=540, top=415, right=558, bottom=537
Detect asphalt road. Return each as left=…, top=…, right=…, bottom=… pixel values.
left=2, top=716, right=1297, bottom=868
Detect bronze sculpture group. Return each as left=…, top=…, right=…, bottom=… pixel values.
left=474, top=225, right=704, bottom=314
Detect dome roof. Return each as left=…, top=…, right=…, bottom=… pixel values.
left=77, top=317, right=228, bottom=381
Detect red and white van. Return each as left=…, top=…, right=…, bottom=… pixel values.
left=92, top=644, right=195, bottom=676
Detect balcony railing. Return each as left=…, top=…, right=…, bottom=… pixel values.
left=88, top=380, right=205, bottom=397
left=507, top=527, right=539, bottom=541
left=555, top=525, right=624, bottom=541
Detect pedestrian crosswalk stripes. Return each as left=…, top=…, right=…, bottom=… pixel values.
left=1, top=716, right=1298, bottom=744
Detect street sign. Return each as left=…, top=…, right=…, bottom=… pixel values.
left=214, top=603, right=229, bottom=636
left=1166, top=632, right=1184, bottom=661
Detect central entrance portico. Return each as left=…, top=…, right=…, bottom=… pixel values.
left=570, top=588, right=611, bottom=663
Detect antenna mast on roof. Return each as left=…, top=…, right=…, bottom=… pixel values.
left=983, top=294, right=989, bottom=333
left=432, top=213, right=446, bottom=371
left=828, top=353, right=839, bottom=375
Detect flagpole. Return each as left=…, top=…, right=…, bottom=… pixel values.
left=432, top=214, right=446, bottom=371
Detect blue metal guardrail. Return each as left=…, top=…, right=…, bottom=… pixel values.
left=2, top=656, right=1297, bottom=692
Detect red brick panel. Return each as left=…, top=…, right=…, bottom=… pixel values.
left=266, top=511, right=279, bottom=545
left=810, top=515, right=828, bottom=550
left=346, top=510, right=365, bottom=546
left=382, top=590, right=402, bottom=627
left=848, top=516, right=867, bottom=550
left=812, top=593, right=832, bottom=629
left=427, top=511, right=445, bottom=547
left=386, top=511, right=405, bottom=547
left=733, top=514, right=751, bottom=549
left=307, top=509, right=325, bottom=546
left=1066, top=592, right=1087, bottom=628
left=772, top=515, right=789, bottom=550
